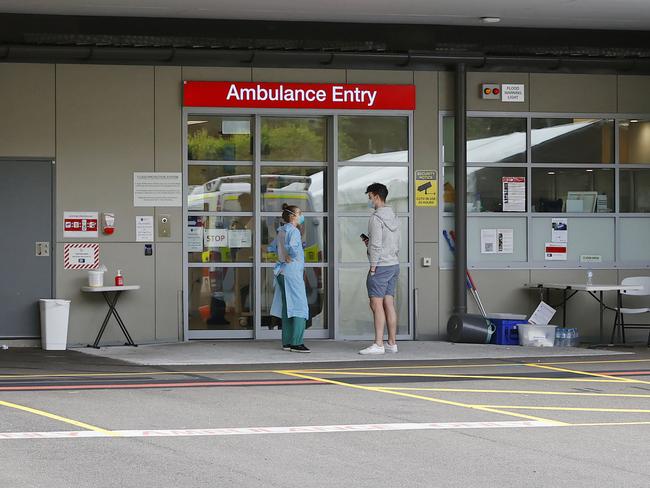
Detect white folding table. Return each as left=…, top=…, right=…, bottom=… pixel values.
left=526, top=283, right=643, bottom=343
left=81, top=285, right=140, bottom=348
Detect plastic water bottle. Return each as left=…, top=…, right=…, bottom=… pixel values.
left=567, top=328, right=575, bottom=347
left=586, top=269, right=593, bottom=286
left=559, top=329, right=567, bottom=347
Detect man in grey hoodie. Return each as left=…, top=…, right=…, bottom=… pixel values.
left=359, top=183, right=401, bottom=355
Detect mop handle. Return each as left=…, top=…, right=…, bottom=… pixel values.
left=442, top=230, right=473, bottom=291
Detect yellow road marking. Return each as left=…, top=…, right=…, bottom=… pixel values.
left=276, top=370, right=568, bottom=426
left=569, top=421, right=650, bottom=427
left=290, top=370, right=624, bottom=383
left=0, top=400, right=116, bottom=436
left=379, top=387, right=650, bottom=399
left=474, top=404, right=650, bottom=413
left=526, top=363, right=650, bottom=385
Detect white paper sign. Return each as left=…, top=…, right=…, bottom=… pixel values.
left=528, top=301, right=556, bottom=325
left=63, top=211, right=99, bottom=238
left=545, top=242, right=567, bottom=261
left=502, top=177, right=526, bottom=212
left=135, top=216, right=154, bottom=242
left=186, top=226, right=203, bottom=252
left=204, top=229, right=228, bottom=248
left=481, top=229, right=497, bottom=254
left=134, top=172, right=182, bottom=207
left=551, top=218, right=568, bottom=243
left=229, top=229, right=252, bottom=248
left=496, top=229, right=514, bottom=254
left=501, top=84, right=525, bottom=102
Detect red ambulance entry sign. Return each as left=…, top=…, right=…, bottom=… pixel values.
left=183, top=81, right=415, bottom=110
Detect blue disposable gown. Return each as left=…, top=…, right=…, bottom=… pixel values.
left=269, top=223, right=309, bottom=320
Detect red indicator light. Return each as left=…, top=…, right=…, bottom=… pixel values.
left=493, top=88, right=500, bottom=95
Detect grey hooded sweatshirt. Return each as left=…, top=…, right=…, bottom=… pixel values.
left=367, top=206, right=400, bottom=267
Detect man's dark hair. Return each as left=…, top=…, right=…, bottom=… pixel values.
left=365, top=182, right=388, bottom=202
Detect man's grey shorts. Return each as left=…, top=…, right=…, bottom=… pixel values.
left=367, top=265, right=400, bottom=298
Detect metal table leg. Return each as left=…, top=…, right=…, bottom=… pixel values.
left=563, top=288, right=567, bottom=327
left=599, top=290, right=604, bottom=343
left=88, top=291, right=138, bottom=348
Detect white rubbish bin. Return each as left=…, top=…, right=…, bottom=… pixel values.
left=39, top=299, right=71, bottom=350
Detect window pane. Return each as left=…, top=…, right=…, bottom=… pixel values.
left=261, top=117, right=327, bottom=162
left=338, top=116, right=408, bottom=162
left=187, top=216, right=254, bottom=263
left=443, top=166, right=527, bottom=213
left=620, top=169, right=650, bottom=212
left=188, top=116, right=253, bottom=161
left=188, top=165, right=253, bottom=212
left=338, top=267, right=408, bottom=337
left=188, top=267, right=253, bottom=330
left=531, top=118, right=614, bottom=163
left=261, top=217, right=327, bottom=263
left=338, top=217, right=408, bottom=263
left=442, top=116, right=526, bottom=163
left=532, top=168, right=614, bottom=213
left=337, top=166, right=408, bottom=212
left=260, top=166, right=326, bottom=212
left=261, top=268, right=328, bottom=331
left=620, top=120, right=650, bottom=164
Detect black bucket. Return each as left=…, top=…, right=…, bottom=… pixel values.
left=447, top=313, right=496, bottom=344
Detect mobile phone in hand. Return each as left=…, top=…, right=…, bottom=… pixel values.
left=360, top=233, right=369, bottom=241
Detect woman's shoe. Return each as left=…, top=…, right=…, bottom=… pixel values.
left=282, top=344, right=291, bottom=351
left=290, top=344, right=311, bottom=353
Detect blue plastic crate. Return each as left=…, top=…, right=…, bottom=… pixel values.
left=488, top=314, right=528, bottom=345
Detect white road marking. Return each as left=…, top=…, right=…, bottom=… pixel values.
left=0, top=420, right=555, bottom=440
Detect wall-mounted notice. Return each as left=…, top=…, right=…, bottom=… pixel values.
left=415, top=170, right=438, bottom=207
left=545, top=242, right=567, bottom=261
left=229, top=229, right=252, bottom=248
left=481, top=228, right=514, bottom=254
left=63, top=211, right=99, bottom=238
left=64, top=243, right=100, bottom=270
left=551, top=218, right=568, bottom=243
left=501, top=84, right=525, bottom=103
left=135, top=216, right=154, bottom=242
left=186, top=226, right=203, bottom=252
left=204, top=229, right=228, bottom=248
left=133, top=172, right=182, bottom=207
left=502, top=177, right=526, bottom=212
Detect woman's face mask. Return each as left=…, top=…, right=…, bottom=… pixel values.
left=297, top=215, right=305, bottom=225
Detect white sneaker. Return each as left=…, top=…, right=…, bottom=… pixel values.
left=384, top=342, right=398, bottom=353
left=359, top=343, right=385, bottom=355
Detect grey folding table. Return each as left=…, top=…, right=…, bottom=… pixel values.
left=81, top=285, right=140, bottom=348
left=527, top=283, right=643, bottom=343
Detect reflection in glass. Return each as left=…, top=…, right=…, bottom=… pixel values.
left=531, top=118, right=614, bottom=163
left=338, top=267, right=408, bottom=336
left=260, top=166, right=326, bottom=212
left=337, top=166, right=408, bottom=212
left=620, top=120, right=650, bottom=164
left=261, top=268, right=328, bottom=331
left=532, top=168, right=614, bottom=213
left=338, top=116, right=408, bottom=161
left=620, top=169, right=650, bottom=213
left=188, top=267, right=253, bottom=330
left=442, top=116, right=526, bottom=163
left=187, top=116, right=253, bottom=161
left=187, top=166, right=253, bottom=212
left=338, top=217, right=408, bottom=263
left=261, top=117, right=327, bottom=162
left=187, top=216, right=254, bottom=263
left=443, top=167, right=527, bottom=213
left=261, top=217, right=327, bottom=263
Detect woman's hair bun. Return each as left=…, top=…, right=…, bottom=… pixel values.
left=282, top=203, right=289, bottom=210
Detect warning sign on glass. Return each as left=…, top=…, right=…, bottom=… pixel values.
left=502, top=177, right=526, bottom=212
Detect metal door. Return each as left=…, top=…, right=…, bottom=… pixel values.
left=0, top=160, right=53, bottom=338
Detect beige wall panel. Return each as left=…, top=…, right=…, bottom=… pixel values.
left=413, top=71, right=439, bottom=243
left=345, top=70, right=413, bottom=84
left=415, top=243, right=440, bottom=339
left=155, top=66, right=183, bottom=244
left=56, top=64, right=155, bottom=243
left=618, top=76, right=650, bottom=113
left=530, top=269, right=618, bottom=341
left=57, top=243, right=155, bottom=345
left=252, top=68, right=346, bottom=83
left=182, top=66, right=252, bottom=81
left=530, top=74, right=617, bottom=113
left=467, top=270, right=532, bottom=316
left=616, top=269, right=650, bottom=343
left=467, top=72, right=530, bottom=112
left=438, top=269, right=454, bottom=339
left=438, top=71, right=455, bottom=111
left=0, top=63, right=55, bottom=157
left=155, top=243, right=183, bottom=341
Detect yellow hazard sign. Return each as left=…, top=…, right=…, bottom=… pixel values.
left=415, top=170, right=437, bottom=207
